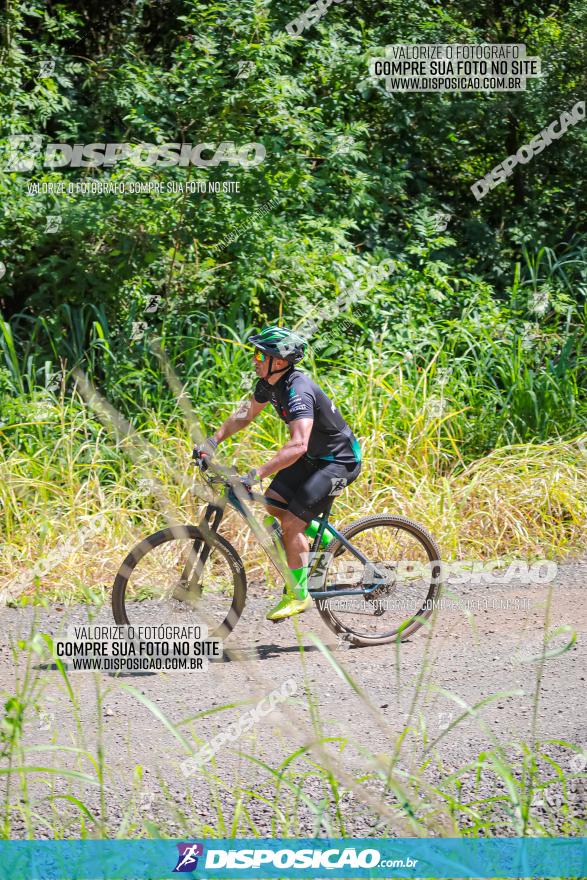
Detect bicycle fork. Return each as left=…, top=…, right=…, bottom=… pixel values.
left=172, top=503, right=224, bottom=602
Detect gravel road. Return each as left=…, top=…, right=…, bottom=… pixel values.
left=1, top=560, right=585, bottom=838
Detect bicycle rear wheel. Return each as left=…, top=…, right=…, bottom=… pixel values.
left=314, top=515, right=442, bottom=646
left=112, top=525, right=247, bottom=640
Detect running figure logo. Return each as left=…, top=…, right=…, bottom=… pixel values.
left=329, top=476, right=348, bottom=496
left=173, top=843, right=204, bottom=872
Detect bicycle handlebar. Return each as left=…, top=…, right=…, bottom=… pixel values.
left=193, top=454, right=248, bottom=493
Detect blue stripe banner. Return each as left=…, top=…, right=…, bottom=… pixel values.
left=0, top=837, right=585, bottom=879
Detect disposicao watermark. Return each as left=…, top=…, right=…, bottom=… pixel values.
left=292, top=259, right=396, bottom=353
left=50, top=623, right=218, bottom=672
left=211, top=196, right=280, bottom=253
left=471, top=101, right=585, bottom=200
left=286, top=0, right=346, bottom=37
left=1, top=514, right=108, bottom=604
left=202, top=847, right=416, bottom=871
left=130, top=293, right=164, bottom=342
left=316, top=557, right=558, bottom=591
left=2, top=137, right=266, bottom=172
left=180, top=677, right=297, bottom=777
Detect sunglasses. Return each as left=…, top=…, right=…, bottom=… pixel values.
left=253, top=350, right=266, bottom=362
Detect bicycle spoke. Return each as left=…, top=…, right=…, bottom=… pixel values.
left=112, top=526, right=246, bottom=638
left=316, top=516, right=441, bottom=643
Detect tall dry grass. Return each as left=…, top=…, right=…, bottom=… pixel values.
left=0, top=372, right=585, bottom=604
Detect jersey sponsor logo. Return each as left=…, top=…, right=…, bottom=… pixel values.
left=329, top=477, right=348, bottom=495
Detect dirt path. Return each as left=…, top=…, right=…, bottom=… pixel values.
left=1, top=561, right=585, bottom=837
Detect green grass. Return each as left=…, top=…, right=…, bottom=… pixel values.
left=1, top=235, right=586, bottom=460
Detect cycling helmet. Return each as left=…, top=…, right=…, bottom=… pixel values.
left=249, top=326, right=307, bottom=364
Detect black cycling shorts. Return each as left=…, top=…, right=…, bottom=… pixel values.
left=267, top=456, right=362, bottom=523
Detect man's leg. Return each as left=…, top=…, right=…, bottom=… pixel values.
left=265, top=488, right=329, bottom=548
left=263, top=488, right=290, bottom=560
left=264, top=505, right=312, bottom=620
left=264, top=488, right=288, bottom=521
left=280, top=510, right=310, bottom=576
left=264, top=490, right=310, bottom=577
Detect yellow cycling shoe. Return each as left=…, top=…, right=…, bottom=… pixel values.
left=266, top=593, right=312, bottom=621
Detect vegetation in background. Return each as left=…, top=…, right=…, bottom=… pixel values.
left=0, top=0, right=586, bottom=590
left=1, top=0, right=586, bottom=314
left=0, top=336, right=585, bottom=603
left=0, top=1, right=586, bottom=854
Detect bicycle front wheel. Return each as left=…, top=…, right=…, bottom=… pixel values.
left=315, top=515, right=442, bottom=646
left=112, top=525, right=247, bottom=640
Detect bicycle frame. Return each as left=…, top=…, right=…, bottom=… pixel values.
left=194, top=479, right=378, bottom=601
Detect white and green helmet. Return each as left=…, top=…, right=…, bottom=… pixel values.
left=249, top=326, right=307, bottom=363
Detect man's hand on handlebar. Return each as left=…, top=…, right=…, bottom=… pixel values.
left=240, top=468, right=260, bottom=493
left=192, top=436, right=218, bottom=469
left=192, top=441, right=260, bottom=493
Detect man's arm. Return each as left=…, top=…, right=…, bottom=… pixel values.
left=257, top=418, right=313, bottom=480
left=212, top=397, right=266, bottom=445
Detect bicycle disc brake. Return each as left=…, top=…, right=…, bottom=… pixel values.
left=364, top=563, right=397, bottom=616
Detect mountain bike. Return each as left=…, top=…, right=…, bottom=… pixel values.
left=112, top=458, right=443, bottom=647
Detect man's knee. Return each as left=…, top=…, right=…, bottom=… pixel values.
left=264, top=490, right=286, bottom=518
left=281, top=511, right=306, bottom=535
left=265, top=488, right=285, bottom=503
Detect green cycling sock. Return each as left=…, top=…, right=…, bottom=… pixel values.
left=304, top=519, right=332, bottom=546
left=289, top=566, right=309, bottom=600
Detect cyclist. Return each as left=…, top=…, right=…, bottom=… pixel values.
left=194, top=326, right=362, bottom=621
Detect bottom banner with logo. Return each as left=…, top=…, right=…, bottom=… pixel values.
left=0, top=837, right=584, bottom=879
